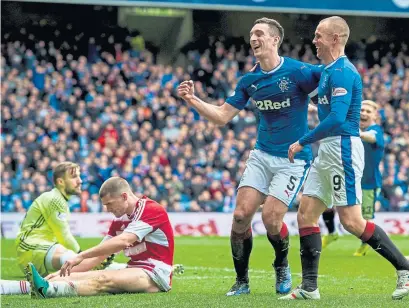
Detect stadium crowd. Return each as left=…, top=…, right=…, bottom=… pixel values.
left=1, top=20, right=409, bottom=214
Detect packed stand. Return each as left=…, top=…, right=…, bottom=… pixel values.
left=1, top=24, right=409, bottom=213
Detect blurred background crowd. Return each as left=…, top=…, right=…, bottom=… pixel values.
left=1, top=4, right=409, bottom=214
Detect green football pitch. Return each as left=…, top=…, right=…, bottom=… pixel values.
left=1, top=236, right=409, bottom=307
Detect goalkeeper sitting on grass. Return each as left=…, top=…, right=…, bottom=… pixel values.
left=0, top=162, right=116, bottom=295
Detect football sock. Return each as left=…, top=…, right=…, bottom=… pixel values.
left=299, top=227, right=322, bottom=292
left=322, top=210, right=335, bottom=234
left=361, top=222, right=409, bottom=270
left=267, top=222, right=289, bottom=268
left=0, top=280, right=30, bottom=295
left=46, top=281, right=78, bottom=297
left=231, top=228, right=253, bottom=283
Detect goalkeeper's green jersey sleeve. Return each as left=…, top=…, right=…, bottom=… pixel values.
left=15, top=188, right=80, bottom=253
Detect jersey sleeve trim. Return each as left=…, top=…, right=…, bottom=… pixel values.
left=124, top=220, right=153, bottom=241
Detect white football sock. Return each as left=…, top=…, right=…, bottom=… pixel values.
left=0, top=280, right=30, bottom=295
left=46, top=281, right=78, bottom=297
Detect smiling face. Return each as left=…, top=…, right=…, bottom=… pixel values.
left=312, top=21, right=334, bottom=61
left=250, top=23, right=280, bottom=60
left=360, top=101, right=378, bottom=129
left=312, top=17, right=350, bottom=64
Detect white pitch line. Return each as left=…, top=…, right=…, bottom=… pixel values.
left=173, top=275, right=266, bottom=280
left=0, top=258, right=16, bottom=261
left=184, top=266, right=270, bottom=274
left=183, top=266, right=326, bottom=277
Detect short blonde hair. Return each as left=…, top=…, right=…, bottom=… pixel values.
left=362, top=100, right=379, bottom=111
left=99, top=177, right=131, bottom=198
left=53, top=162, right=80, bottom=185
left=320, top=16, right=350, bottom=45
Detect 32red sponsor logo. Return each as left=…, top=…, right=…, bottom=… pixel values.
left=173, top=219, right=219, bottom=236
left=383, top=219, right=409, bottom=235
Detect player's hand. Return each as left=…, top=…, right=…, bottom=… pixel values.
left=177, top=80, right=195, bottom=101
left=45, top=270, right=61, bottom=281
left=288, top=141, right=304, bottom=163
left=60, top=255, right=84, bottom=277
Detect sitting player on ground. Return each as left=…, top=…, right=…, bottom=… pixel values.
left=0, top=162, right=125, bottom=295
left=27, top=176, right=175, bottom=298
left=0, top=162, right=84, bottom=295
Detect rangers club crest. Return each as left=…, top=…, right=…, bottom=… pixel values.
left=277, top=77, right=290, bottom=92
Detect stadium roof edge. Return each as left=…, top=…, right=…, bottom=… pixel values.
left=11, top=0, right=409, bottom=18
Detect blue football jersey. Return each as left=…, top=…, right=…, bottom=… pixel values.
left=361, top=124, right=385, bottom=189
left=299, top=56, right=363, bottom=146
left=226, top=57, right=321, bottom=161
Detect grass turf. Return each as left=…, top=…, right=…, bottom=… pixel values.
left=1, top=236, right=409, bottom=307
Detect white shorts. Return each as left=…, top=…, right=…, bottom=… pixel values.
left=303, top=136, right=364, bottom=207
left=127, top=258, right=172, bottom=292
left=238, top=149, right=310, bottom=207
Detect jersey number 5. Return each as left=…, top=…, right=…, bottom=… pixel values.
left=287, top=176, right=297, bottom=191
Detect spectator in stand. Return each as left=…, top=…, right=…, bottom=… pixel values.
left=1, top=16, right=409, bottom=213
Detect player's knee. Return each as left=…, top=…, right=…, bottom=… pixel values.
left=233, top=208, right=252, bottom=225
left=93, top=274, right=114, bottom=293
left=340, top=220, right=357, bottom=235
left=339, top=217, right=364, bottom=236
left=297, top=205, right=308, bottom=223
left=297, top=208, right=317, bottom=226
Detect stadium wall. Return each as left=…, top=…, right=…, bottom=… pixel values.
left=118, top=7, right=193, bottom=64
left=222, top=13, right=407, bottom=42
left=2, top=213, right=409, bottom=238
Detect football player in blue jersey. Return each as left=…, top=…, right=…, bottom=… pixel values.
left=355, top=100, right=385, bottom=256
left=178, top=17, right=321, bottom=296
left=321, top=100, right=386, bottom=253
left=283, top=16, right=409, bottom=300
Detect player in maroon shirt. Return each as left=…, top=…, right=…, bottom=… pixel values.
left=27, top=177, right=175, bottom=298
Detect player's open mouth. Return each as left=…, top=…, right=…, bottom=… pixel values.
left=253, top=46, right=260, bottom=51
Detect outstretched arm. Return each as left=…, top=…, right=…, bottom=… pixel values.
left=177, top=80, right=244, bottom=126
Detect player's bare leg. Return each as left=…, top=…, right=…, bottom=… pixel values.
left=0, top=245, right=77, bottom=296
left=226, top=186, right=265, bottom=296
left=337, top=205, right=409, bottom=300
left=46, top=263, right=184, bottom=283
left=48, top=270, right=111, bottom=282
left=262, top=196, right=291, bottom=294
left=280, top=195, right=326, bottom=300
left=28, top=264, right=161, bottom=298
